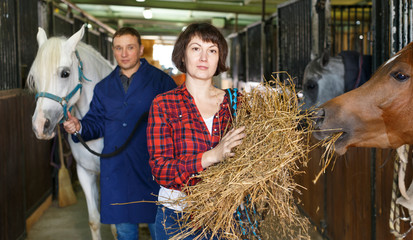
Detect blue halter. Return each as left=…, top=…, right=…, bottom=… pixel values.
left=35, top=50, right=91, bottom=123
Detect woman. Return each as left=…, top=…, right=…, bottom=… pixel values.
left=147, top=23, right=245, bottom=239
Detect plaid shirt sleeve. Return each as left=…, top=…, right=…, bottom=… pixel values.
left=147, top=94, right=204, bottom=190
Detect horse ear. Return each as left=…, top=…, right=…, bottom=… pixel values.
left=64, top=25, right=85, bottom=52
left=321, top=49, right=330, bottom=67
left=37, top=27, right=48, bottom=48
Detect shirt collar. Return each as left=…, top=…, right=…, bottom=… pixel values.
left=176, top=83, right=231, bottom=106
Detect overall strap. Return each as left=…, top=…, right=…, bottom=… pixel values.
left=225, top=88, right=238, bottom=118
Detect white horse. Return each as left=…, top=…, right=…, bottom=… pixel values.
left=27, top=25, right=114, bottom=240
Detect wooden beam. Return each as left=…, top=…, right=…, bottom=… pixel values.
left=61, top=0, right=116, bottom=34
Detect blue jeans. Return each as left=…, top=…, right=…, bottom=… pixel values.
left=116, top=222, right=156, bottom=240
left=155, top=205, right=219, bottom=240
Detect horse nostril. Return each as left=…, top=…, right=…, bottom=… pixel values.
left=44, top=118, right=51, bottom=129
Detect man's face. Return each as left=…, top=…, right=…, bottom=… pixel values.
left=112, top=34, right=144, bottom=75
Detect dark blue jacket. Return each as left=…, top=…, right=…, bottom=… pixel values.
left=74, top=59, right=176, bottom=224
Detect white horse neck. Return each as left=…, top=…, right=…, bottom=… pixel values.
left=73, top=42, right=114, bottom=119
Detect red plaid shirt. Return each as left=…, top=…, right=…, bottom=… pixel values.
left=147, top=84, right=234, bottom=190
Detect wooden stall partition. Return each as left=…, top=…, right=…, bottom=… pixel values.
left=0, top=90, right=25, bottom=240
left=0, top=90, right=53, bottom=240
left=295, top=141, right=326, bottom=235
left=375, top=148, right=398, bottom=240
left=21, top=91, right=53, bottom=220
left=324, top=147, right=372, bottom=240
left=299, top=147, right=374, bottom=240
left=299, top=145, right=413, bottom=240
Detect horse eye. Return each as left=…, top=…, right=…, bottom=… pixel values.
left=305, top=80, right=317, bottom=90
left=391, top=72, right=410, bottom=82
left=61, top=70, right=70, bottom=78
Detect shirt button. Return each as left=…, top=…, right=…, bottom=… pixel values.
left=123, top=123, right=127, bottom=127
left=179, top=115, right=182, bottom=118
left=214, top=129, right=217, bottom=131
left=124, top=102, right=127, bottom=106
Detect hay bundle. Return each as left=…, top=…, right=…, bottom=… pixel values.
left=167, top=79, right=323, bottom=240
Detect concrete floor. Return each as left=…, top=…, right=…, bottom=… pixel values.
left=25, top=184, right=152, bottom=240
left=25, top=184, right=323, bottom=240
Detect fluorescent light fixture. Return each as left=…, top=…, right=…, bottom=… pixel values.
left=143, top=8, right=152, bottom=19
left=136, top=0, right=145, bottom=2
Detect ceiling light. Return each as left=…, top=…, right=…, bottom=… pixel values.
left=143, top=8, right=152, bottom=19
left=136, top=0, right=145, bottom=2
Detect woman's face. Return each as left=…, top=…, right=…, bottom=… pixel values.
left=184, top=35, right=219, bottom=81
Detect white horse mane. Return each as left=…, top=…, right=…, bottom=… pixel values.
left=27, top=37, right=63, bottom=92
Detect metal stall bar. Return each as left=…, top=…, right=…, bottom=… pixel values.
left=331, top=5, right=372, bottom=55
left=390, top=0, right=413, bottom=55
left=0, top=0, right=19, bottom=90
left=407, top=0, right=413, bottom=43
left=403, top=0, right=408, bottom=47
left=277, top=0, right=312, bottom=88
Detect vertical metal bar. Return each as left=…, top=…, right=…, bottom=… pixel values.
left=390, top=0, right=396, bottom=55
left=407, top=0, right=413, bottom=43
left=408, top=0, right=413, bottom=43
left=361, top=6, right=366, bottom=54
left=261, top=0, right=265, bottom=83
left=347, top=7, right=351, bottom=50
left=403, top=0, right=408, bottom=47
left=400, top=0, right=405, bottom=48
left=398, top=0, right=401, bottom=51
left=341, top=6, right=344, bottom=51
left=333, top=7, right=336, bottom=55
left=355, top=7, right=358, bottom=52
left=370, top=148, right=377, bottom=240
left=245, top=26, right=249, bottom=84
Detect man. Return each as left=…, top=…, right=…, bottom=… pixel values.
left=63, top=27, right=176, bottom=239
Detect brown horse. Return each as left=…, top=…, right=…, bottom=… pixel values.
left=313, top=42, right=413, bottom=156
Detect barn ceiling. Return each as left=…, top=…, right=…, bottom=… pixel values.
left=57, top=0, right=371, bottom=42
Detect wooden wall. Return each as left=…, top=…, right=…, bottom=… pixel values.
left=0, top=90, right=52, bottom=240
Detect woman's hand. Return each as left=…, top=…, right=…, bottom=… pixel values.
left=201, top=126, right=246, bottom=168
left=63, top=111, right=81, bottom=134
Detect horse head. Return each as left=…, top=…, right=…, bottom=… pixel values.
left=301, top=50, right=372, bottom=110
left=27, top=26, right=86, bottom=140
left=313, top=42, right=413, bottom=155
left=301, top=50, right=345, bottom=110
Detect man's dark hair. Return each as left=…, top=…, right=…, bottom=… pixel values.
left=172, top=23, right=228, bottom=76
left=112, top=27, right=142, bottom=45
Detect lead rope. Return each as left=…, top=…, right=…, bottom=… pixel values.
left=389, top=148, right=413, bottom=239
left=390, top=157, right=403, bottom=239
left=226, top=88, right=262, bottom=240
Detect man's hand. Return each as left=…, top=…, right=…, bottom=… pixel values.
left=63, top=111, right=81, bottom=134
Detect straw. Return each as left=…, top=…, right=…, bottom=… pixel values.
left=162, top=75, right=337, bottom=240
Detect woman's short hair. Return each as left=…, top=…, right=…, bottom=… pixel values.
left=172, top=23, right=228, bottom=76
left=112, top=27, right=142, bottom=45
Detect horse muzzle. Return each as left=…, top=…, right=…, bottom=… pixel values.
left=312, top=107, right=350, bottom=155
left=32, top=109, right=62, bottom=140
